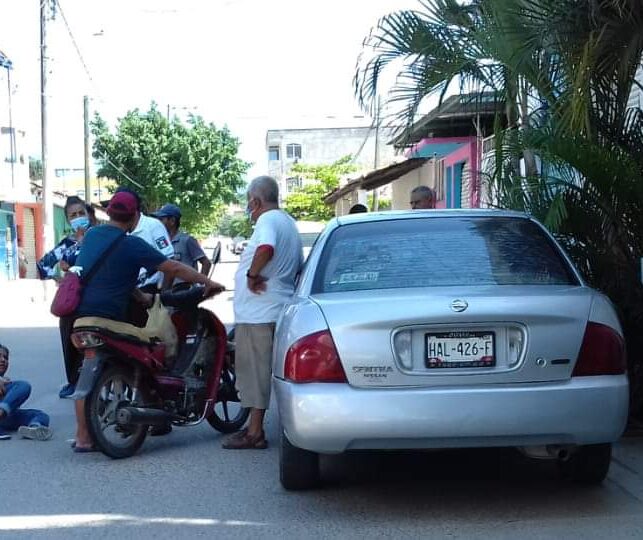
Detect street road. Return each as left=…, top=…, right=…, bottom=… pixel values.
left=1, top=256, right=643, bottom=539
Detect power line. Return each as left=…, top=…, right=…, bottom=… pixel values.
left=56, top=0, right=102, bottom=98
left=102, top=152, right=144, bottom=190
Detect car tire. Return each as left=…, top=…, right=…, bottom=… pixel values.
left=279, top=429, right=320, bottom=490
left=558, top=443, right=612, bottom=485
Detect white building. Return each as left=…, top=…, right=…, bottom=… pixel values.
left=265, top=124, right=397, bottom=202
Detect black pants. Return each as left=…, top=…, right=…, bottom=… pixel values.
left=59, top=315, right=82, bottom=385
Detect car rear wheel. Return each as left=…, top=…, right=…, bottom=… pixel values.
left=558, top=443, right=612, bottom=485
left=279, top=429, right=320, bottom=490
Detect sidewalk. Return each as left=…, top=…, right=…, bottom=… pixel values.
left=0, top=279, right=57, bottom=305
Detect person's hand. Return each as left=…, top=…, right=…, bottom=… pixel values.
left=138, top=292, right=155, bottom=308
left=203, top=280, right=225, bottom=298
left=0, top=380, right=6, bottom=399
left=59, top=260, right=70, bottom=272
left=247, top=274, right=268, bottom=294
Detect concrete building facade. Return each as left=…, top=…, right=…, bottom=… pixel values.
left=1, top=49, right=36, bottom=280
left=266, top=125, right=397, bottom=201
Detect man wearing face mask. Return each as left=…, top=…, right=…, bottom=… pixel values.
left=223, top=176, right=303, bottom=450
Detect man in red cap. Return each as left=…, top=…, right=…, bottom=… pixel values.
left=70, top=191, right=225, bottom=451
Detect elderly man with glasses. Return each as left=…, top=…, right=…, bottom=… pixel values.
left=410, top=186, right=436, bottom=209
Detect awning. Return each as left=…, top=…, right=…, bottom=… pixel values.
left=323, top=177, right=363, bottom=205
left=0, top=50, right=12, bottom=69
left=324, top=158, right=428, bottom=205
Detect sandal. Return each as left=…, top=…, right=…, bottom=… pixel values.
left=73, top=444, right=97, bottom=453
left=222, top=429, right=268, bottom=450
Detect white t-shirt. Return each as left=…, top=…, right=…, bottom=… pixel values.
left=131, top=214, right=174, bottom=288
left=234, top=209, right=303, bottom=324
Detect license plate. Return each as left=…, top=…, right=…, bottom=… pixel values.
left=425, top=331, right=495, bottom=368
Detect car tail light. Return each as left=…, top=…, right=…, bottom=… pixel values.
left=285, top=330, right=347, bottom=383
left=71, top=331, right=104, bottom=350
left=572, top=322, right=626, bottom=376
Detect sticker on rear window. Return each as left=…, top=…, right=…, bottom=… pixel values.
left=333, top=272, right=379, bottom=285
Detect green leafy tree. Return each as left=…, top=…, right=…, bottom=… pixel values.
left=91, top=104, right=250, bottom=237
left=217, top=213, right=254, bottom=239
left=355, top=0, right=643, bottom=416
left=29, top=157, right=42, bottom=182
left=284, top=156, right=357, bottom=221
left=367, top=194, right=392, bottom=211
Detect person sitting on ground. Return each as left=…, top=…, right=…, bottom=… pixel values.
left=349, top=203, right=368, bottom=214
left=70, top=191, right=225, bottom=452
left=0, top=343, right=53, bottom=441
left=152, top=203, right=212, bottom=282
left=410, top=185, right=436, bottom=209
left=37, top=196, right=98, bottom=400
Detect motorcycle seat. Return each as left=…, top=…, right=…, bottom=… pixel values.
left=73, top=317, right=160, bottom=344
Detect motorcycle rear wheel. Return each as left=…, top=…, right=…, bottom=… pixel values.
left=85, top=365, right=149, bottom=459
left=207, top=353, right=249, bottom=434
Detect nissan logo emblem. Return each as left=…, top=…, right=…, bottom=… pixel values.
left=451, top=299, right=468, bottom=312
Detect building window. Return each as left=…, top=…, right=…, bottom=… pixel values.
left=286, top=143, right=302, bottom=160
left=1, top=127, right=16, bottom=164
left=268, top=146, right=280, bottom=161
left=286, top=176, right=303, bottom=193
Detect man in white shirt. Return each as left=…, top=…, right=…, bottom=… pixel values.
left=223, top=176, right=303, bottom=450
left=121, top=190, right=174, bottom=290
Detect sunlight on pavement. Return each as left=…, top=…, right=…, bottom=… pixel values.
left=0, top=514, right=267, bottom=531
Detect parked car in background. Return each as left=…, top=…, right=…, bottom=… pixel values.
left=229, top=236, right=248, bottom=255
left=296, top=221, right=325, bottom=260
left=273, top=210, right=628, bottom=490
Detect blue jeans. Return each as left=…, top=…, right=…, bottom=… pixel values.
left=0, top=381, right=50, bottom=432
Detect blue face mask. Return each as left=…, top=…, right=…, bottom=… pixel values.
left=70, top=216, right=90, bottom=232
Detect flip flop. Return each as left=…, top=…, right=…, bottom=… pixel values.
left=73, top=445, right=97, bottom=453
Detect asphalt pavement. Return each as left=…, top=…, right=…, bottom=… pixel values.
left=1, top=258, right=643, bottom=539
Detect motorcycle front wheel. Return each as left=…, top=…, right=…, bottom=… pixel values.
left=85, top=365, right=149, bottom=459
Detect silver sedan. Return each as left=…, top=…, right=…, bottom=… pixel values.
left=272, top=210, right=628, bottom=490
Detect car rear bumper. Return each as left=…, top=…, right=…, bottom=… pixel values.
left=273, top=375, right=629, bottom=453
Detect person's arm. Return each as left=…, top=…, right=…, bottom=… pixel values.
left=246, top=245, right=274, bottom=293
left=198, top=256, right=212, bottom=277
left=158, top=259, right=224, bottom=296
left=36, top=238, right=74, bottom=279
left=185, top=236, right=211, bottom=277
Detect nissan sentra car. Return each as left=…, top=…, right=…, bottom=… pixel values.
left=273, top=210, right=628, bottom=490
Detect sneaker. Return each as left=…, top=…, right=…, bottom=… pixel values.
left=0, top=432, right=10, bottom=440
left=59, top=383, right=75, bottom=399
left=18, top=425, right=53, bottom=441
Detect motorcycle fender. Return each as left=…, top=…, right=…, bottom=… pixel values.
left=68, top=352, right=105, bottom=400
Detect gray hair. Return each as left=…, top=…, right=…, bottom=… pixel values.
left=411, top=185, right=435, bottom=201
left=248, top=176, right=279, bottom=204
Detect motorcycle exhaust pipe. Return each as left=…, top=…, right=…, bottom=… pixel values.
left=117, top=406, right=174, bottom=427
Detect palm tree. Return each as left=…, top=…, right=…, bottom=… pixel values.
left=355, top=0, right=643, bottom=416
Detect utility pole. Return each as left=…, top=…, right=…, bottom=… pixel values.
left=40, top=0, right=54, bottom=250
left=372, top=96, right=381, bottom=211
left=84, top=95, right=91, bottom=203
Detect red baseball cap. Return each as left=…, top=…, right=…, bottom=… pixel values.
left=107, top=191, right=138, bottom=218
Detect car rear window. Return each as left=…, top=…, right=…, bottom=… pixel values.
left=312, top=217, right=578, bottom=293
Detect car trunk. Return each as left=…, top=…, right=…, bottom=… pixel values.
left=312, top=285, right=593, bottom=388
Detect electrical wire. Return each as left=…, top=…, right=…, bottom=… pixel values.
left=56, top=0, right=102, bottom=99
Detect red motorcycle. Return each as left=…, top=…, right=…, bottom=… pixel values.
left=70, top=285, right=248, bottom=458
